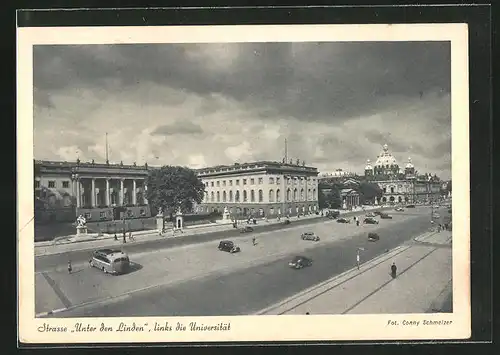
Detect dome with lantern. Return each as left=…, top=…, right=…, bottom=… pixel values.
left=365, top=159, right=373, bottom=171
left=374, top=144, right=398, bottom=167
left=405, top=157, right=414, bottom=170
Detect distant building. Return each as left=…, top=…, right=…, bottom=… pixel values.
left=195, top=160, right=319, bottom=218
left=364, top=144, right=442, bottom=204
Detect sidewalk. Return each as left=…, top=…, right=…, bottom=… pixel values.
left=257, top=230, right=452, bottom=315
left=35, top=207, right=394, bottom=257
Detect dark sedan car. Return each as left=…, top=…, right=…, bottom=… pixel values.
left=282, top=219, right=291, bottom=225
left=368, top=232, right=380, bottom=241
left=218, top=240, right=241, bottom=253
left=380, top=213, right=393, bottom=219
left=301, top=232, right=320, bottom=241
left=395, top=207, right=404, bottom=212
left=365, top=212, right=376, bottom=217
left=326, top=210, right=340, bottom=219
left=336, top=217, right=351, bottom=223
left=240, top=226, right=254, bottom=233
left=363, top=217, right=379, bottom=224
left=406, top=204, right=416, bottom=208
left=288, top=256, right=313, bottom=269
left=373, top=211, right=383, bottom=216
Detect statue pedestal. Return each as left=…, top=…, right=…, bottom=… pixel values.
left=76, top=225, right=88, bottom=236
left=156, top=213, right=164, bottom=233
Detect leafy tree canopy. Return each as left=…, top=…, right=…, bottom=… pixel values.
left=145, top=166, right=205, bottom=217
left=358, top=182, right=383, bottom=203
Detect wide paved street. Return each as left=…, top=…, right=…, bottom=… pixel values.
left=37, top=206, right=445, bottom=317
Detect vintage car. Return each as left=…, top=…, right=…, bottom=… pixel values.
left=432, top=213, right=440, bottom=219
left=288, top=256, right=313, bottom=269
left=380, top=213, right=393, bottom=219
left=282, top=219, right=291, bottom=225
left=301, top=232, right=320, bottom=241
left=365, top=212, right=376, bottom=217
left=239, top=226, right=254, bottom=233
left=395, top=207, right=404, bottom=212
left=218, top=240, right=241, bottom=253
left=368, top=232, right=380, bottom=241
left=326, top=210, right=340, bottom=219
left=406, top=204, right=416, bottom=208
left=336, top=217, right=351, bottom=223
left=373, top=211, right=383, bottom=216
left=363, top=217, right=379, bottom=224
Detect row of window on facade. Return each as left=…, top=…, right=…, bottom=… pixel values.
left=205, top=176, right=317, bottom=188
left=204, top=188, right=317, bottom=203
left=383, top=186, right=410, bottom=194
left=198, top=205, right=318, bottom=215
left=35, top=180, right=70, bottom=189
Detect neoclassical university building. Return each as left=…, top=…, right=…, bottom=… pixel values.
left=34, top=158, right=319, bottom=223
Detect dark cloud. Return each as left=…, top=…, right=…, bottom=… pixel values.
left=151, top=121, right=204, bottom=136
left=33, top=42, right=450, bottom=124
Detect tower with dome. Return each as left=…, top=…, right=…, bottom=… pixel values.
left=364, top=144, right=442, bottom=204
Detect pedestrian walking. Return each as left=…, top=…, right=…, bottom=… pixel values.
left=122, top=231, right=126, bottom=244
left=391, top=262, right=397, bottom=279
left=114, top=233, right=118, bottom=241
left=67, top=260, right=72, bottom=274
left=129, top=232, right=135, bottom=241
left=356, top=219, right=360, bottom=227
left=252, top=237, right=257, bottom=246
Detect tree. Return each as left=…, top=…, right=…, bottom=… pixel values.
left=319, top=188, right=342, bottom=209
left=145, top=166, right=205, bottom=218
left=358, top=182, right=383, bottom=204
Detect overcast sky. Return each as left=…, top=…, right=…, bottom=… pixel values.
left=33, top=42, right=451, bottom=179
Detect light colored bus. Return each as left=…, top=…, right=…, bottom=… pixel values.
left=89, top=249, right=130, bottom=275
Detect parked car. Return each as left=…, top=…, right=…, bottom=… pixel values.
left=395, top=207, right=404, bottom=212
left=282, top=219, right=291, bottom=225
left=240, top=226, right=254, bottom=233
left=288, top=256, right=313, bottom=269
left=218, top=240, right=241, bottom=253
left=432, top=213, right=440, bottom=219
left=406, top=204, right=416, bottom=208
left=363, top=217, right=379, bottom=224
left=326, top=210, right=340, bottom=219
left=301, top=232, right=320, bottom=241
left=373, top=211, right=383, bottom=215
left=365, top=212, right=376, bottom=217
left=90, top=249, right=130, bottom=275
left=368, top=232, right=380, bottom=241
left=380, top=213, right=393, bottom=219
left=336, top=217, right=351, bottom=223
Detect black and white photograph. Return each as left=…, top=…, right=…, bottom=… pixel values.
left=18, top=23, right=470, bottom=343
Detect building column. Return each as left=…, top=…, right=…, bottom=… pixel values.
left=120, top=179, right=124, bottom=206
left=76, top=178, right=81, bottom=208
left=91, top=178, right=96, bottom=207
left=143, top=181, right=148, bottom=205
left=132, top=180, right=137, bottom=205
left=105, top=179, right=110, bottom=206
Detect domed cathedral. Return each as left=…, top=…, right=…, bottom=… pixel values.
left=364, top=144, right=441, bottom=205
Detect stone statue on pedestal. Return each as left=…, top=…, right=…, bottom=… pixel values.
left=76, top=214, right=88, bottom=236
left=222, top=206, right=230, bottom=221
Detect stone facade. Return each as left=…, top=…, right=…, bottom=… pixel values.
left=195, top=161, right=319, bottom=218
left=34, top=160, right=151, bottom=223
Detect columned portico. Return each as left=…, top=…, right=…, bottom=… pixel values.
left=73, top=177, right=146, bottom=208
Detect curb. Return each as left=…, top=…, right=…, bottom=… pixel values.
left=34, top=207, right=395, bottom=257
left=36, top=307, right=67, bottom=318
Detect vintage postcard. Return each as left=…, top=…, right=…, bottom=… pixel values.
left=18, top=23, right=470, bottom=343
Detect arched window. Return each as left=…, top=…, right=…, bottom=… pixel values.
left=243, top=190, right=247, bottom=202
left=308, top=189, right=311, bottom=201
left=276, top=189, right=281, bottom=202
left=210, top=191, right=214, bottom=202
left=398, top=196, right=402, bottom=202
left=269, top=189, right=274, bottom=202
left=293, top=188, right=298, bottom=201
left=390, top=187, right=394, bottom=193
left=286, top=189, right=291, bottom=201
left=251, top=190, right=255, bottom=202
left=300, top=188, right=304, bottom=201
left=235, top=190, right=240, bottom=202
left=313, top=189, right=316, bottom=200
left=216, top=191, right=220, bottom=202
left=258, top=189, right=263, bottom=202
left=229, top=190, right=233, bottom=202
left=222, top=191, right=227, bottom=202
